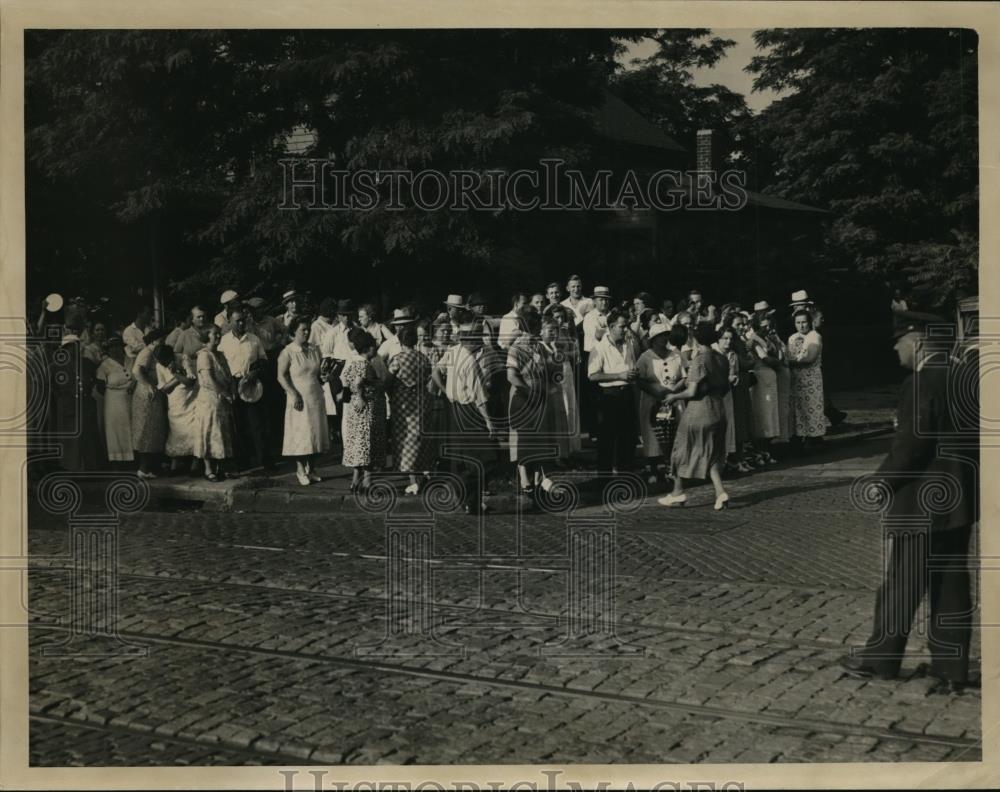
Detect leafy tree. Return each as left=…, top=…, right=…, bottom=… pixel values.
left=746, top=28, right=978, bottom=306
left=611, top=29, right=754, bottom=168
left=26, top=29, right=654, bottom=310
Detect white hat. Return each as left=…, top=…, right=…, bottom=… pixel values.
left=389, top=307, right=417, bottom=325
left=753, top=300, right=775, bottom=314
left=246, top=297, right=265, bottom=308
left=592, top=286, right=612, bottom=299
left=220, top=289, right=239, bottom=305
left=647, top=322, right=671, bottom=342
left=790, top=289, right=812, bottom=305
left=238, top=376, right=264, bottom=404
left=281, top=289, right=299, bottom=304
left=443, top=294, right=467, bottom=309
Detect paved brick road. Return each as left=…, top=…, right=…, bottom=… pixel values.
left=26, top=435, right=981, bottom=765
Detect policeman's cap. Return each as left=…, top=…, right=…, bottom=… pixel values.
left=892, top=310, right=949, bottom=340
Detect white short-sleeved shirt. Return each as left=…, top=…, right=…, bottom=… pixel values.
left=497, top=310, right=522, bottom=349
left=218, top=331, right=266, bottom=377
left=325, top=323, right=355, bottom=361
left=587, top=335, right=638, bottom=388
left=436, top=344, right=487, bottom=406
left=561, top=296, right=593, bottom=326
left=582, top=309, right=609, bottom=352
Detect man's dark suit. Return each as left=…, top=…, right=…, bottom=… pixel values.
left=856, top=352, right=979, bottom=682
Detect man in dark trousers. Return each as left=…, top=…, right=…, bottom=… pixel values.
left=839, top=311, right=979, bottom=694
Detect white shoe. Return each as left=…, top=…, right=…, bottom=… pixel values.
left=714, top=492, right=730, bottom=510
left=296, top=471, right=311, bottom=486
left=404, top=483, right=419, bottom=495
left=657, top=492, right=687, bottom=507
left=540, top=477, right=554, bottom=493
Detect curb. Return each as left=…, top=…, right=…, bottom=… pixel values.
left=30, top=421, right=895, bottom=514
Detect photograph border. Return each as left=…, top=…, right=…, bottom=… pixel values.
left=2, top=1, right=998, bottom=788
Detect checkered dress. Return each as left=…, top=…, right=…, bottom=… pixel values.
left=388, top=348, right=433, bottom=472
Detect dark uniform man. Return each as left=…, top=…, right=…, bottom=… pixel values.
left=840, top=311, right=979, bottom=694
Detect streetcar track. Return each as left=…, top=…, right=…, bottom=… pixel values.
left=29, top=624, right=980, bottom=752
left=30, top=564, right=866, bottom=652
left=28, top=543, right=879, bottom=595
left=29, top=712, right=319, bottom=765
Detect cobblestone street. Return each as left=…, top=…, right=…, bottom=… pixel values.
left=26, top=434, right=981, bottom=765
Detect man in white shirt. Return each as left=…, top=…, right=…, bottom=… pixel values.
left=497, top=292, right=528, bottom=350
left=431, top=319, right=500, bottom=514
left=588, top=310, right=640, bottom=474
left=560, top=274, right=593, bottom=326
left=378, top=307, right=417, bottom=361
left=122, top=306, right=152, bottom=373
left=214, top=289, right=239, bottom=333
left=582, top=285, right=612, bottom=354
left=218, top=305, right=272, bottom=472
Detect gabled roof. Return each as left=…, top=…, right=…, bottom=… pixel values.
left=593, top=90, right=686, bottom=154
left=746, top=190, right=830, bottom=214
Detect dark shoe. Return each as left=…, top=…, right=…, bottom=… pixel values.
left=829, top=409, right=848, bottom=427
left=838, top=654, right=896, bottom=680
left=927, top=678, right=979, bottom=696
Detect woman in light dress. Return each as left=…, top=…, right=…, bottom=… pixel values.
left=95, top=337, right=134, bottom=466
left=155, top=341, right=200, bottom=475
left=131, top=328, right=170, bottom=479
left=636, top=323, right=688, bottom=484
left=278, top=316, right=331, bottom=486
left=788, top=309, right=826, bottom=448
left=659, top=322, right=731, bottom=510
left=194, top=325, right=237, bottom=481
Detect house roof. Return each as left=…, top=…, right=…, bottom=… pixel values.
left=746, top=190, right=830, bottom=214
left=593, top=90, right=687, bottom=154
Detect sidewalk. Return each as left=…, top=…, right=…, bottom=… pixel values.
left=92, top=388, right=891, bottom=513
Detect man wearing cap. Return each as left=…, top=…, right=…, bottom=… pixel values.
left=274, top=288, right=300, bottom=345
left=431, top=317, right=501, bottom=514
left=839, top=311, right=979, bottom=694
left=467, top=293, right=487, bottom=317
left=377, top=307, right=416, bottom=362
left=441, top=294, right=469, bottom=339
left=215, top=290, right=239, bottom=332
left=218, top=305, right=273, bottom=473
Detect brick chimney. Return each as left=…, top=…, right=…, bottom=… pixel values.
left=696, top=129, right=718, bottom=173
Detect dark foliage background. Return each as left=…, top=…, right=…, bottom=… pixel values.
left=26, top=27, right=977, bottom=328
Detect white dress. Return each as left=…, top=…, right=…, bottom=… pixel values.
left=637, top=349, right=684, bottom=457
left=96, top=357, right=134, bottom=461
left=280, top=342, right=331, bottom=457
left=156, top=362, right=199, bottom=458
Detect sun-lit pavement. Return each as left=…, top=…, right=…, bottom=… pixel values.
left=26, top=432, right=981, bottom=765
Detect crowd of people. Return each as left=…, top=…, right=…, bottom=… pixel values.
left=30, top=276, right=848, bottom=513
